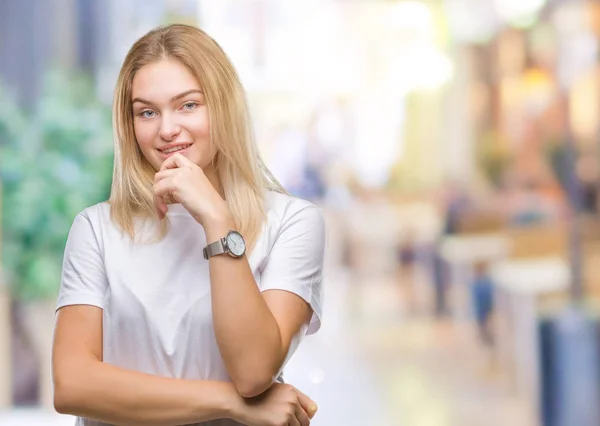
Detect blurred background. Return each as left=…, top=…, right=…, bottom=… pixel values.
left=1, top=0, right=600, bottom=425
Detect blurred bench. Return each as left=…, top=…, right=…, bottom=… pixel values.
left=505, top=225, right=568, bottom=260
left=455, top=210, right=506, bottom=235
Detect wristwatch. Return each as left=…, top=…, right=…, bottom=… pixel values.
left=203, top=230, right=246, bottom=260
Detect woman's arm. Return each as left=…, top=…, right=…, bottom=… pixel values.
left=54, top=305, right=317, bottom=426
left=204, top=206, right=324, bottom=399
left=53, top=304, right=237, bottom=426
left=152, top=154, right=325, bottom=400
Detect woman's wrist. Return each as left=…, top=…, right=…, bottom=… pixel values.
left=202, top=212, right=236, bottom=243
left=199, top=381, right=242, bottom=421
left=216, top=383, right=246, bottom=422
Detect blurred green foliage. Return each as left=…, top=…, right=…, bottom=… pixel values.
left=1, top=71, right=113, bottom=300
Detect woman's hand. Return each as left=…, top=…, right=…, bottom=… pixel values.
left=153, top=153, right=230, bottom=225
left=230, top=383, right=318, bottom=426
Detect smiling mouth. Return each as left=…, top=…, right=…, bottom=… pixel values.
left=159, top=144, right=192, bottom=155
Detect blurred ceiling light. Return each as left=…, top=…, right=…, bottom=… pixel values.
left=494, top=0, right=547, bottom=28
left=388, top=44, right=454, bottom=93
left=443, top=0, right=500, bottom=43
left=384, top=1, right=433, bottom=33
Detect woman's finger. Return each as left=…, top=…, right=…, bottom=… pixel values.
left=153, top=179, right=175, bottom=199
left=295, top=389, right=317, bottom=419
left=294, top=403, right=311, bottom=426
left=154, top=168, right=179, bottom=183
left=287, top=416, right=301, bottom=426
left=160, top=152, right=192, bottom=171
left=154, top=194, right=168, bottom=220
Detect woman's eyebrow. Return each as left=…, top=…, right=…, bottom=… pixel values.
left=170, top=89, right=203, bottom=102
left=132, top=89, right=203, bottom=105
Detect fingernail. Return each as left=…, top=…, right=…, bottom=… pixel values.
left=309, top=404, right=318, bottom=414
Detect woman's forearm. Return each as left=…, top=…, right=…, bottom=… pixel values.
left=204, top=218, right=285, bottom=397
left=54, top=358, right=240, bottom=426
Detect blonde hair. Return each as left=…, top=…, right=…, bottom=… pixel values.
left=109, top=24, right=286, bottom=252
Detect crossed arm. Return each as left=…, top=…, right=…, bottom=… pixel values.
left=53, top=289, right=313, bottom=425
left=52, top=206, right=324, bottom=425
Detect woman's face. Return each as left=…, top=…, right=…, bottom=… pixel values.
left=131, top=59, right=215, bottom=171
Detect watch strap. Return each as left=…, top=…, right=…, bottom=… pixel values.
left=203, top=238, right=226, bottom=259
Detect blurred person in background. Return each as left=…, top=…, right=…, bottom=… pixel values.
left=441, top=181, right=472, bottom=236
left=430, top=182, right=472, bottom=318
left=470, top=261, right=495, bottom=347
left=395, top=229, right=420, bottom=315
left=51, top=24, right=325, bottom=426
left=578, top=155, right=599, bottom=215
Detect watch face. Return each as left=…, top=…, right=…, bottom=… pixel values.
left=226, top=231, right=246, bottom=257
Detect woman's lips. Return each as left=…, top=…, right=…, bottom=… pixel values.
left=157, top=144, right=192, bottom=159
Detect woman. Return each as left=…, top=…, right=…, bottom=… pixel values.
left=52, top=24, right=326, bottom=426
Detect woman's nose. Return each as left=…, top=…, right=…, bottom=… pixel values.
left=159, top=114, right=182, bottom=141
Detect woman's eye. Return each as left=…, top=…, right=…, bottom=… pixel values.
left=139, top=110, right=156, bottom=118
left=182, top=102, right=197, bottom=111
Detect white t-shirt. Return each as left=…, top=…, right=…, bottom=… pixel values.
left=56, top=190, right=326, bottom=426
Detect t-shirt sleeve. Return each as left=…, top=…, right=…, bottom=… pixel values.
left=56, top=212, right=108, bottom=311
left=259, top=205, right=326, bottom=335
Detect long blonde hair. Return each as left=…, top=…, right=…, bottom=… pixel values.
left=109, top=24, right=286, bottom=252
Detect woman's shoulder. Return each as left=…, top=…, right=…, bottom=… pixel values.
left=264, top=190, right=324, bottom=227
left=265, top=190, right=318, bottom=213
left=73, top=201, right=111, bottom=227
left=64, top=202, right=112, bottom=244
